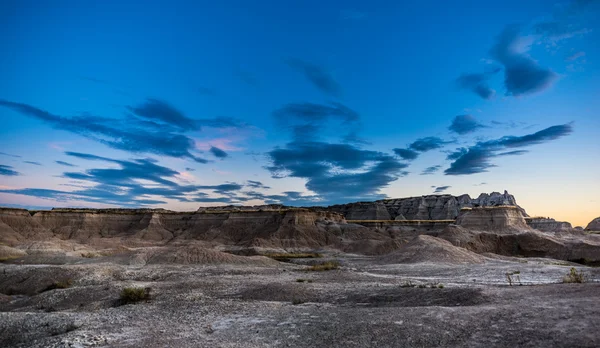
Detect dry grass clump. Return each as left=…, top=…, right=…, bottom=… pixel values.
left=306, top=261, right=340, bottom=272
left=562, top=267, right=586, bottom=283
left=43, top=279, right=73, bottom=292
left=120, top=287, right=151, bottom=304
left=264, top=252, right=322, bottom=262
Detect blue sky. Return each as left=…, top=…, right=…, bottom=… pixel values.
left=0, top=0, right=598, bottom=226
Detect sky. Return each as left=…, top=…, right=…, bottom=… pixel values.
left=0, top=0, right=599, bottom=226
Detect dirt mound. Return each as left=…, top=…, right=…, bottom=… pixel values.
left=140, top=245, right=277, bottom=266
left=380, top=235, right=485, bottom=264
left=439, top=225, right=600, bottom=262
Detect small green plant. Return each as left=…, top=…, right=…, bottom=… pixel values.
left=438, top=284, right=444, bottom=289
left=291, top=298, right=305, bottom=305
left=400, top=280, right=415, bottom=288
left=81, top=252, right=98, bottom=258
left=563, top=267, right=586, bottom=283
left=306, top=260, right=340, bottom=271
left=120, top=287, right=151, bottom=304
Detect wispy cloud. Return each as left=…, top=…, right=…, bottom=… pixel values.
left=421, top=165, right=442, bottom=175
left=433, top=185, right=451, bottom=193
left=0, top=164, right=21, bottom=176
left=285, top=58, right=341, bottom=97
left=393, top=137, right=452, bottom=161
left=56, top=160, right=77, bottom=167
left=0, top=152, right=21, bottom=158
left=209, top=146, right=228, bottom=159
left=23, top=161, right=42, bottom=166
left=445, top=123, right=573, bottom=175
left=449, top=115, right=487, bottom=135
left=0, top=99, right=252, bottom=164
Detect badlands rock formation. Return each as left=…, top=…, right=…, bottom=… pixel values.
left=587, top=217, right=600, bottom=231
left=326, top=191, right=527, bottom=221
left=525, top=217, right=573, bottom=232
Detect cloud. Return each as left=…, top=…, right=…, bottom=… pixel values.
left=393, top=137, right=451, bottom=161
left=566, top=51, right=586, bottom=61
left=24, top=161, right=42, bottom=166
left=285, top=58, right=341, bottom=97
left=445, top=123, right=573, bottom=175
left=393, top=148, right=419, bottom=160
left=246, top=180, right=271, bottom=189
left=490, top=25, right=557, bottom=96
left=408, top=137, right=451, bottom=152
left=0, top=152, right=21, bottom=158
left=421, top=165, right=442, bottom=175
left=433, top=186, right=451, bottom=193
left=449, top=115, right=487, bottom=135
left=273, top=102, right=358, bottom=126
left=210, top=146, right=228, bottom=159
left=0, top=99, right=253, bottom=164
left=56, top=161, right=77, bottom=167
left=266, top=141, right=408, bottom=204
left=1, top=152, right=253, bottom=206
left=456, top=73, right=496, bottom=99
left=0, top=164, right=20, bottom=176
left=127, top=98, right=197, bottom=131
left=185, top=167, right=196, bottom=172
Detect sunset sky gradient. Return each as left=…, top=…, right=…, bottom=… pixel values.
left=1, top=0, right=599, bottom=226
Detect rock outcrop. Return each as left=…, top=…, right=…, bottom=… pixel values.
left=325, top=191, right=527, bottom=221
left=455, top=206, right=530, bottom=232
left=525, top=217, right=573, bottom=232
left=380, top=235, right=485, bottom=264
left=586, top=217, right=600, bottom=231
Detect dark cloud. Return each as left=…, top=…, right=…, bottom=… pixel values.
left=0, top=99, right=253, bottom=163
left=420, top=165, right=441, bottom=175
left=246, top=180, right=271, bottom=189
left=127, top=98, right=197, bottom=131
left=490, top=26, right=557, bottom=96
left=449, top=115, right=487, bottom=135
left=0, top=164, right=20, bottom=176
left=409, top=137, right=451, bottom=152
left=273, top=102, right=358, bottom=126
left=433, top=186, right=451, bottom=193
left=393, top=148, right=419, bottom=160
left=55, top=161, right=77, bottom=167
left=1, top=152, right=251, bottom=206
left=185, top=167, right=196, bottom=172
left=456, top=72, right=496, bottom=99
left=342, top=132, right=372, bottom=145
left=24, top=161, right=42, bottom=166
left=394, top=137, right=451, bottom=161
left=209, top=146, right=228, bottom=159
left=285, top=58, right=341, bottom=97
left=445, top=124, right=573, bottom=175
left=0, top=152, right=21, bottom=158
left=266, top=141, right=408, bottom=204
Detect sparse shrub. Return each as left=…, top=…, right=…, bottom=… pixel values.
left=306, top=260, right=340, bottom=271
left=505, top=271, right=521, bottom=286
left=291, top=298, right=305, bottom=305
left=81, top=252, right=97, bottom=258
left=296, top=278, right=306, bottom=283
left=120, top=287, right=151, bottom=304
left=438, top=284, right=444, bottom=289
left=563, top=267, right=586, bottom=283
left=43, top=279, right=73, bottom=292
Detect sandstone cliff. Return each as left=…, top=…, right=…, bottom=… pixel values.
left=525, top=217, right=573, bottom=232
left=325, top=190, right=527, bottom=221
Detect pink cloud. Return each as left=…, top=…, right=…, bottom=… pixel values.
left=195, top=137, right=244, bottom=151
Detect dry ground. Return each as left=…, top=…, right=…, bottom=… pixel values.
left=1, top=253, right=599, bottom=347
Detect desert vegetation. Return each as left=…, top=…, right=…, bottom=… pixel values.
left=119, top=287, right=151, bottom=304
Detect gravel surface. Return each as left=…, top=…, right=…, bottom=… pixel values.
left=1, top=254, right=599, bottom=347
